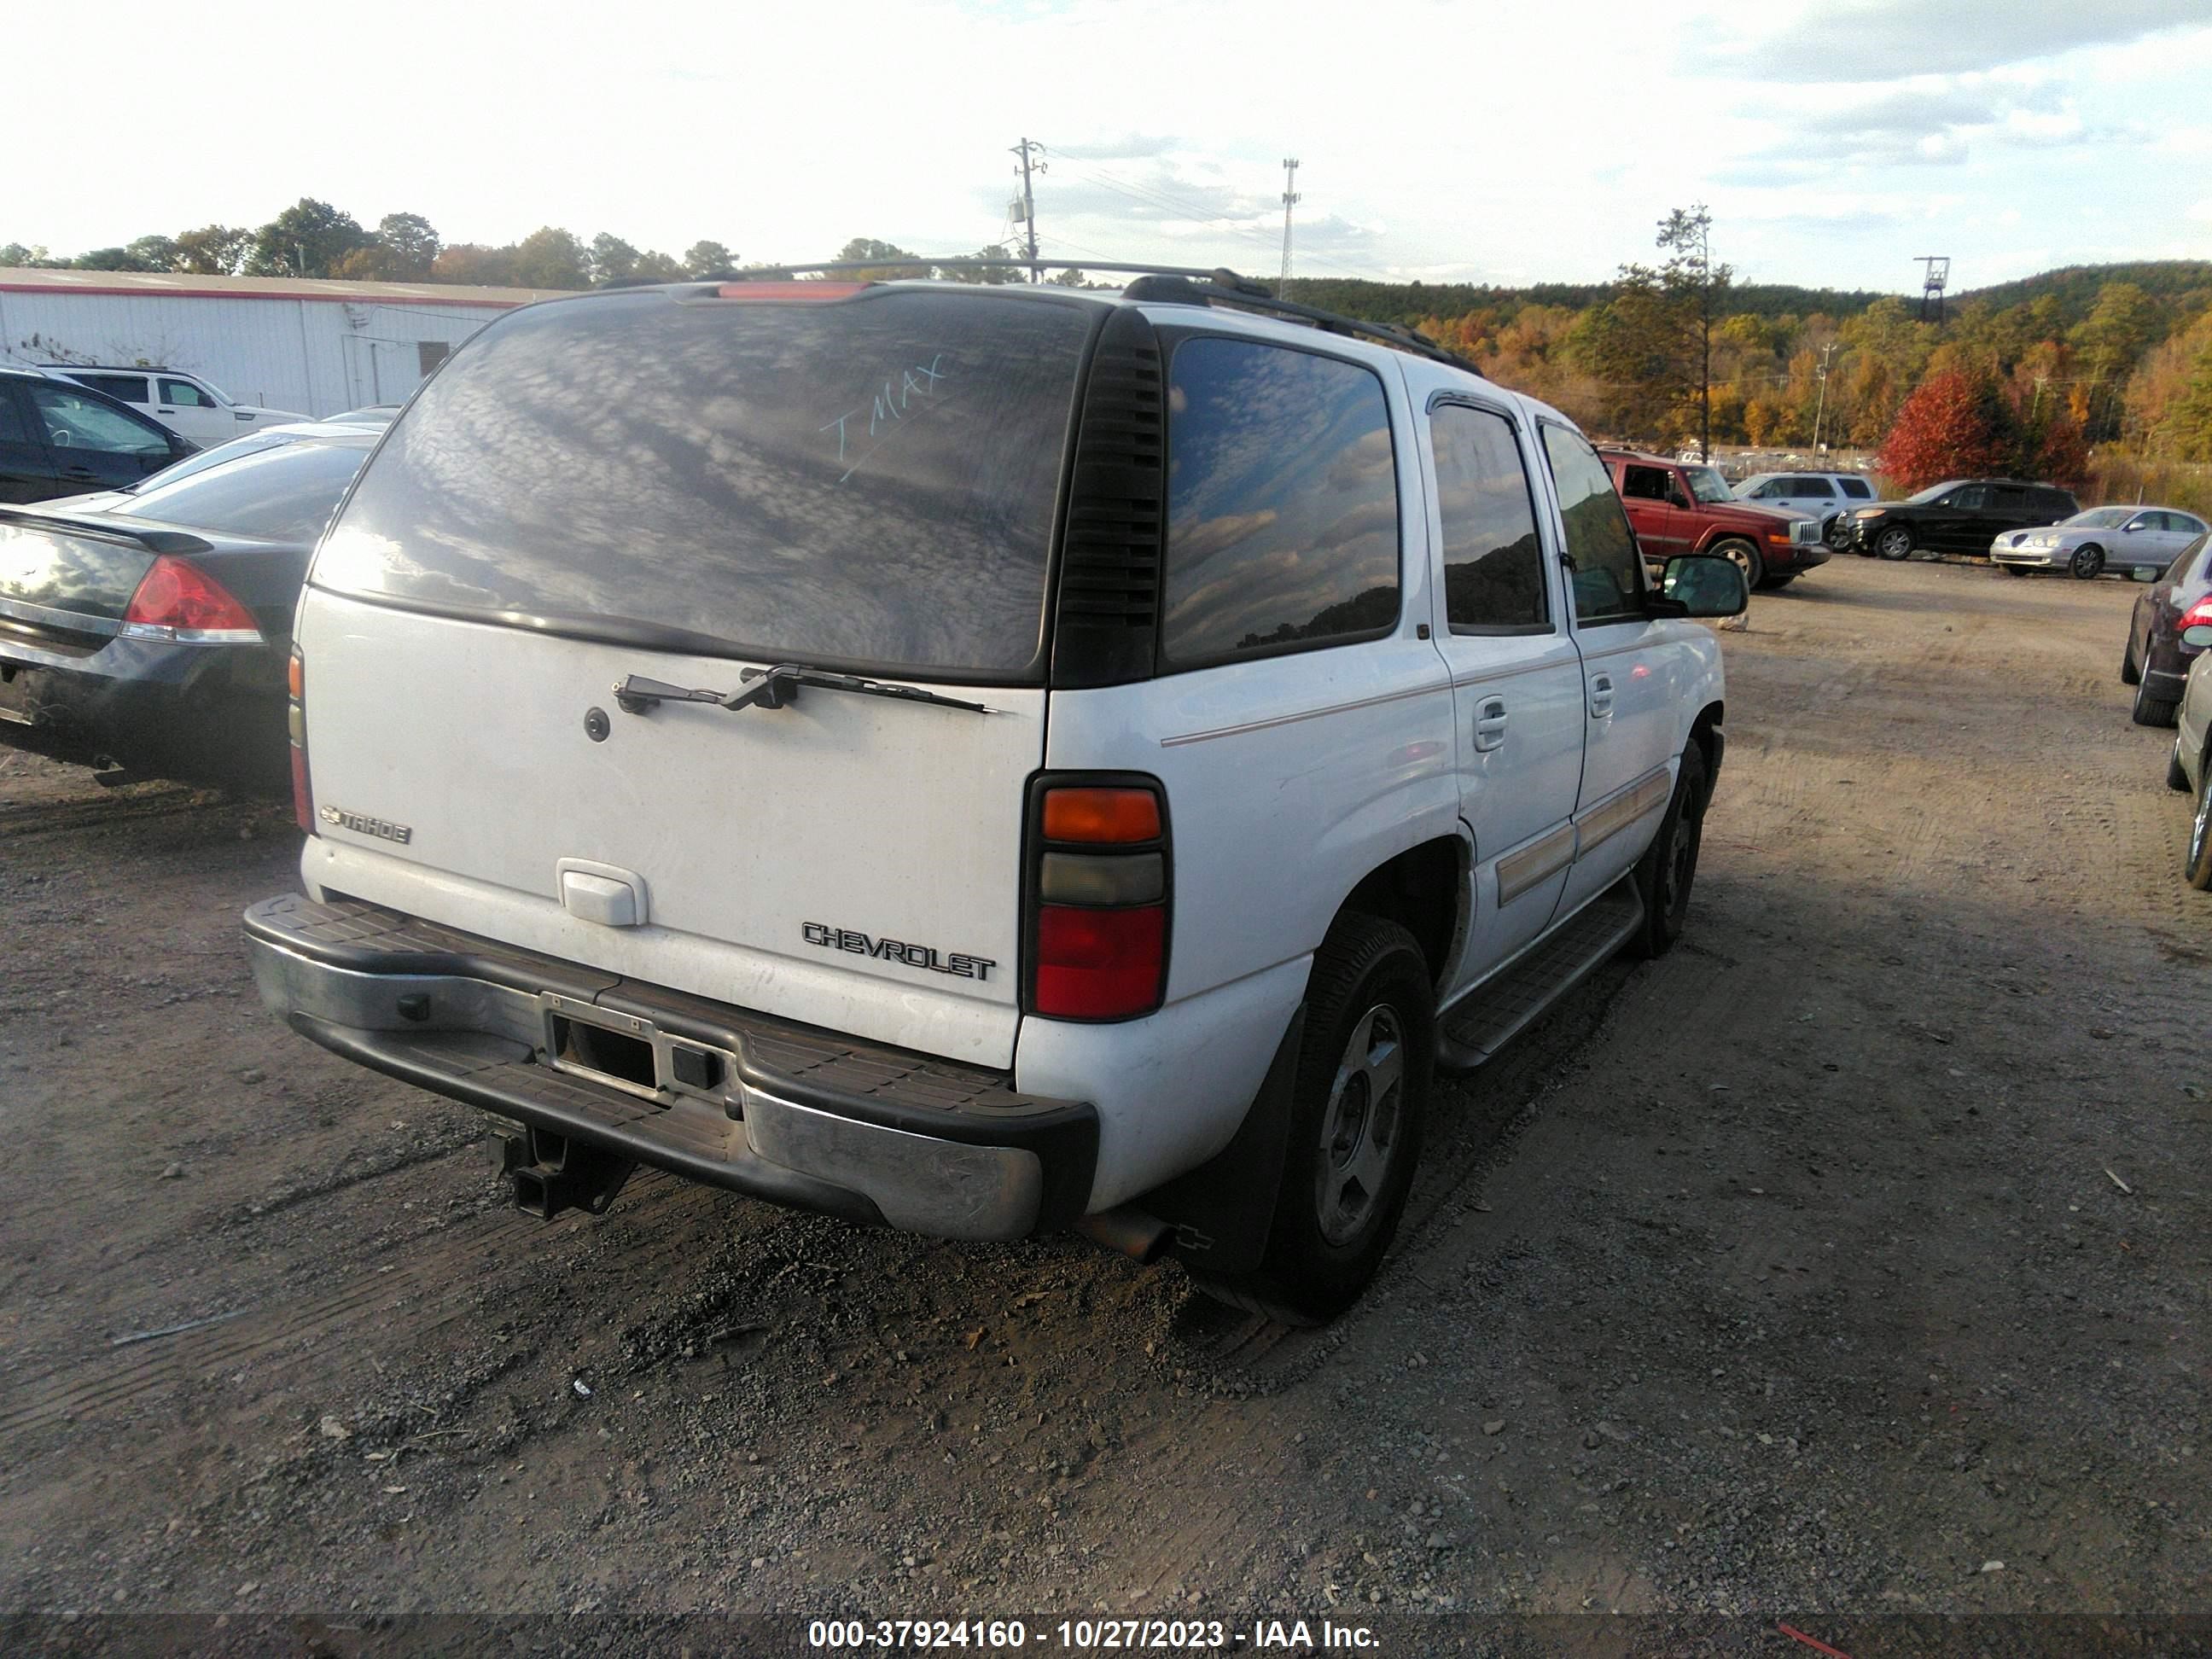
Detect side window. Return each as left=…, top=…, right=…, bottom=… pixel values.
left=1429, top=403, right=1549, bottom=633
left=1838, top=476, right=1873, bottom=499
left=1947, top=486, right=1988, bottom=510
left=1621, top=464, right=1671, bottom=502
left=159, top=377, right=215, bottom=407
left=1161, top=337, right=1400, bottom=666
left=1538, top=423, right=1644, bottom=626
left=2030, top=488, right=2072, bottom=517
left=1792, top=476, right=1835, bottom=498
left=79, top=374, right=149, bottom=405
left=2169, top=535, right=2208, bottom=584
left=27, top=387, right=172, bottom=456
left=1989, top=485, right=2029, bottom=512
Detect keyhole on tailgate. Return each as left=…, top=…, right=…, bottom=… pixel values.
left=583, top=707, right=611, bottom=742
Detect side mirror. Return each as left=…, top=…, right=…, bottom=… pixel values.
left=2182, top=624, right=2212, bottom=649
left=1660, top=554, right=1749, bottom=619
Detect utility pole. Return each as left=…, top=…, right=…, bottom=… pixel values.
left=1811, top=341, right=1837, bottom=454
left=1011, top=138, right=1045, bottom=283
left=1695, top=211, right=1713, bottom=463
left=1279, top=158, right=1301, bottom=290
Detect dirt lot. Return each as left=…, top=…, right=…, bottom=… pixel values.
left=1, top=556, right=2207, bottom=1650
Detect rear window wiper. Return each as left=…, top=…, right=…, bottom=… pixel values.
left=614, top=663, right=998, bottom=717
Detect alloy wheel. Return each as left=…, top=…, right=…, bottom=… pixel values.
left=1313, top=1004, right=1406, bottom=1248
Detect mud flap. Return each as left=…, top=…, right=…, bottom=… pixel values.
left=1142, top=1005, right=1305, bottom=1277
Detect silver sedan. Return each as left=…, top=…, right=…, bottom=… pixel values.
left=1992, top=505, right=2209, bottom=579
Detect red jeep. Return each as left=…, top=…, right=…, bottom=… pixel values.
left=1600, top=449, right=1830, bottom=591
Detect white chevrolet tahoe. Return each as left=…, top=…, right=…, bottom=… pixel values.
left=244, top=270, right=1745, bottom=1323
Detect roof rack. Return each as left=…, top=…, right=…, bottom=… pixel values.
left=722, top=258, right=1482, bottom=377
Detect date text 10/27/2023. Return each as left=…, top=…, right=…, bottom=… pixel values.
left=806, top=1617, right=1382, bottom=1651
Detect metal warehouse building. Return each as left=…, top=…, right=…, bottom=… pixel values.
left=0, top=267, right=563, bottom=418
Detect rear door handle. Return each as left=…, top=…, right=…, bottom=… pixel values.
left=1472, top=697, right=1508, bottom=752
left=1589, top=675, right=1615, bottom=719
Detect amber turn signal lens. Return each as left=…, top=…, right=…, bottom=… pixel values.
left=1041, top=787, right=1160, bottom=844
left=287, top=652, right=304, bottom=700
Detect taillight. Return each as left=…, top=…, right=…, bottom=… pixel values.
left=120, top=556, right=261, bottom=642
left=1027, top=777, right=1169, bottom=1021
left=2180, top=597, right=2212, bottom=646
left=288, top=645, right=312, bottom=833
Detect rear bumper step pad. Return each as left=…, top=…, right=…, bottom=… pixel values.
left=243, top=894, right=1096, bottom=1239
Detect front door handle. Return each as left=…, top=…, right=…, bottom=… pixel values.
left=1589, top=675, right=1615, bottom=719
left=1472, top=697, right=1508, bottom=752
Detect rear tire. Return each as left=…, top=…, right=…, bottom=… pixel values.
left=2187, top=768, right=2212, bottom=892
left=1875, top=526, right=1914, bottom=561
left=1632, top=742, right=1709, bottom=960
left=2132, top=677, right=2180, bottom=728
left=2001, top=564, right=2033, bottom=578
left=2122, top=635, right=2143, bottom=686
left=2170, top=742, right=2192, bottom=793
left=1761, top=573, right=1797, bottom=591
left=1711, top=538, right=1764, bottom=590
left=1194, top=914, right=1433, bottom=1326
left=2070, top=544, right=2105, bottom=580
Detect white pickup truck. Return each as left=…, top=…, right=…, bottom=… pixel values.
left=244, top=269, right=1744, bottom=1322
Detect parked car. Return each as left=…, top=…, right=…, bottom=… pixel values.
left=2, top=366, right=196, bottom=503
left=2122, top=531, right=2212, bottom=726
left=1992, top=505, right=2209, bottom=580
left=1732, top=471, right=1877, bottom=542
left=1599, top=447, right=1830, bottom=590
left=241, top=274, right=1747, bottom=1324
left=2168, top=620, right=2212, bottom=890
left=49, top=419, right=389, bottom=516
left=0, top=429, right=376, bottom=792
left=44, top=366, right=311, bottom=448
left=1831, top=478, right=2078, bottom=560
left=319, top=405, right=402, bottom=425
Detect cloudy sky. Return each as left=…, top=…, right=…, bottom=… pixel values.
left=14, top=0, right=2211, bottom=294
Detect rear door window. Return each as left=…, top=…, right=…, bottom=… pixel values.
left=1788, top=476, right=1834, bottom=498
left=315, top=288, right=1094, bottom=680
left=2031, top=488, right=2075, bottom=517
left=1429, top=402, right=1547, bottom=633
left=1160, top=336, right=1399, bottom=666
left=1620, top=464, right=1671, bottom=501
left=1989, top=485, right=2029, bottom=513
left=1539, top=423, right=1643, bottom=626
left=75, top=374, right=150, bottom=405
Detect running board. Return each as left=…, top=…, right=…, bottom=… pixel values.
left=1435, top=878, right=1644, bottom=1072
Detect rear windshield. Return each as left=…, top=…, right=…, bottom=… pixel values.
left=124, top=439, right=371, bottom=542
left=313, top=287, right=1095, bottom=680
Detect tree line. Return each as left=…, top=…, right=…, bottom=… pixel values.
left=0, top=204, right=1080, bottom=294
left=1355, top=213, right=2212, bottom=475
left=0, top=199, right=742, bottom=290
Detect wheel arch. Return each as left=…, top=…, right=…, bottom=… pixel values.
left=1331, top=832, right=1470, bottom=995
left=1688, top=699, right=1724, bottom=807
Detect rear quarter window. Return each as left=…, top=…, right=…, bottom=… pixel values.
left=1159, top=336, right=1399, bottom=667
left=1837, top=476, right=1873, bottom=498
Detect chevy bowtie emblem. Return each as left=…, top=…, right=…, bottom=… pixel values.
left=320, top=805, right=414, bottom=845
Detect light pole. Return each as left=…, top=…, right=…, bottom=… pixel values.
left=1810, top=341, right=1837, bottom=455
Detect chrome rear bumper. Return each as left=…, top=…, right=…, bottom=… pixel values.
left=243, top=895, right=1097, bottom=1241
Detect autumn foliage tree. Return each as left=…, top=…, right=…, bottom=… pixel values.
left=1878, top=368, right=2088, bottom=492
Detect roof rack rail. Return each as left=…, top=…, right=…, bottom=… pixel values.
left=719, top=258, right=1482, bottom=377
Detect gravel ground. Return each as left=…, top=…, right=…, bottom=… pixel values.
left=0, top=555, right=2206, bottom=1654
